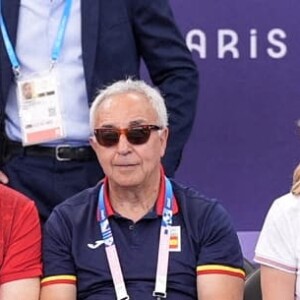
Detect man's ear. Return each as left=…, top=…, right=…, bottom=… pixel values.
left=89, top=136, right=99, bottom=152
left=160, top=128, right=169, bottom=157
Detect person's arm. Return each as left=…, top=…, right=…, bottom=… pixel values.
left=0, top=278, right=40, bottom=300
left=255, top=194, right=298, bottom=299
left=195, top=202, right=245, bottom=299
left=260, top=265, right=296, bottom=300
left=197, top=274, right=244, bottom=300
left=40, top=284, right=76, bottom=300
left=129, top=0, right=199, bottom=177
left=0, top=193, right=42, bottom=287
left=41, top=208, right=77, bottom=300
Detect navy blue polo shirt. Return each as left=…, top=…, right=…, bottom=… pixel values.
left=42, top=178, right=244, bottom=299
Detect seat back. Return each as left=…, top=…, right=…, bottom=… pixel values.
left=243, top=268, right=262, bottom=300
left=243, top=257, right=257, bottom=278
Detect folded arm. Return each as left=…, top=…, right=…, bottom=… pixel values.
left=197, top=274, right=244, bottom=300
left=0, top=278, right=40, bottom=300
left=40, top=284, right=76, bottom=300
left=260, top=265, right=296, bottom=300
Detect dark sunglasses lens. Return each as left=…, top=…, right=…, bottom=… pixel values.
left=95, top=129, right=119, bottom=146
left=127, top=127, right=151, bottom=145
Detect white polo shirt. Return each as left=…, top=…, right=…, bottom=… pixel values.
left=255, top=192, right=300, bottom=298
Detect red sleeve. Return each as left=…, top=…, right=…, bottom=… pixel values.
left=0, top=187, right=42, bottom=284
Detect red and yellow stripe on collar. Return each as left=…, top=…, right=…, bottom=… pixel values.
left=197, top=265, right=245, bottom=280
left=41, top=275, right=77, bottom=287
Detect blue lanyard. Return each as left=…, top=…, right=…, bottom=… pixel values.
left=51, top=0, right=72, bottom=64
left=98, top=177, right=174, bottom=299
left=0, top=0, right=73, bottom=75
left=98, top=177, right=174, bottom=245
left=0, top=0, right=19, bottom=73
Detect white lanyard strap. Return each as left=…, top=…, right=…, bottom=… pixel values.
left=98, top=177, right=174, bottom=299
left=106, top=245, right=130, bottom=300
left=99, top=187, right=130, bottom=300
left=153, top=178, right=173, bottom=299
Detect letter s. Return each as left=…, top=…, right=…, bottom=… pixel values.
left=267, top=29, right=287, bottom=59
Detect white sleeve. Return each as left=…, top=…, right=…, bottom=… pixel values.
left=254, top=194, right=298, bottom=274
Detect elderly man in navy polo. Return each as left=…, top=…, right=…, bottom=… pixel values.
left=41, top=79, right=244, bottom=300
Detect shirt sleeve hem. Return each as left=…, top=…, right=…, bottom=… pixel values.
left=254, top=255, right=297, bottom=273
left=41, top=275, right=77, bottom=287
left=197, top=264, right=245, bottom=279
left=0, top=268, right=42, bottom=284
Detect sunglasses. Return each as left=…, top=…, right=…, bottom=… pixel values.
left=94, top=125, right=163, bottom=147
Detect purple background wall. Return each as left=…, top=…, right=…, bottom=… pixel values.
left=152, top=0, right=300, bottom=258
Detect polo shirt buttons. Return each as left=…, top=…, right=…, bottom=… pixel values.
left=129, top=224, right=135, bottom=230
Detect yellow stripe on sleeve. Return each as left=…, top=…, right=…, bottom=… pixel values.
left=41, top=275, right=77, bottom=286
left=197, top=264, right=245, bottom=279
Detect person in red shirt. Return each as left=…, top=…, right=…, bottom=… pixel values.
left=0, top=184, right=42, bottom=300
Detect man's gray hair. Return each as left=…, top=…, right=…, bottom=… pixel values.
left=90, top=78, right=168, bottom=129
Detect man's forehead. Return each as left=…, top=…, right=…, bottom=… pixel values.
left=97, top=93, right=156, bottom=121
left=100, top=118, right=150, bottom=128
left=101, top=91, right=148, bottom=107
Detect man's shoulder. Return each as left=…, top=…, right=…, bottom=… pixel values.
left=53, top=184, right=101, bottom=217
left=171, top=179, right=220, bottom=218
left=274, top=192, right=300, bottom=206
left=171, top=180, right=218, bottom=206
left=268, top=192, right=300, bottom=219
left=0, top=185, right=35, bottom=211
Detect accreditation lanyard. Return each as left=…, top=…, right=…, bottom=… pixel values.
left=0, top=0, right=73, bottom=76
left=98, top=177, right=174, bottom=300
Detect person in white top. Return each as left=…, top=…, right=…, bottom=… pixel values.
left=255, top=163, right=300, bottom=300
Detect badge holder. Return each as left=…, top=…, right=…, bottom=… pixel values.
left=16, top=70, right=65, bottom=145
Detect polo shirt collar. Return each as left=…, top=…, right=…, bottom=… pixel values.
left=102, top=168, right=179, bottom=218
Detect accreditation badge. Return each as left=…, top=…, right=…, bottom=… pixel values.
left=169, top=226, right=181, bottom=252
left=16, top=71, right=65, bottom=145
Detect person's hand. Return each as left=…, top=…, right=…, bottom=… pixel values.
left=0, top=170, right=9, bottom=184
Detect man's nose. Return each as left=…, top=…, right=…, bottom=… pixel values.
left=116, top=133, right=131, bottom=153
